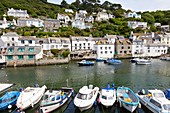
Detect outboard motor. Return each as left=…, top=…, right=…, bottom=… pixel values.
left=34, top=83, right=39, bottom=88
left=138, top=89, right=145, bottom=95
left=19, top=88, right=24, bottom=92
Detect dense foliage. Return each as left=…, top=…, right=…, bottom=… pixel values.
left=0, top=0, right=170, bottom=37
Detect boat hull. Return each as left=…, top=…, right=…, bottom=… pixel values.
left=16, top=85, right=47, bottom=110
left=0, top=91, right=20, bottom=110
left=40, top=88, right=73, bottom=113
left=78, top=63, right=94, bottom=66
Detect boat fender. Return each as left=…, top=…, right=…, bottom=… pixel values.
left=34, top=83, right=39, bottom=88
left=94, top=100, right=97, bottom=106
left=8, top=105, right=12, bottom=109
left=68, top=97, right=70, bottom=101
left=119, top=102, right=122, bottom=107
left=19, top=88, right=24, bottom=92
left=138, top=103, right=141, bottom=108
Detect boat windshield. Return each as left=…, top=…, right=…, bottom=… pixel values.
left=153, top=93, right=164, bottom=98
left=108, top=96, right=113, bottom=100
left=102, top=95, right=107, bottom=100
left=163, top=104, right=170, bottom=110
left=77, top=93, right=87, bottom=100
left=43, top=95, right=49, bottom=100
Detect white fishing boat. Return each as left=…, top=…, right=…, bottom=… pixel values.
left=117, top=86, right=139, bottom=112
left=137, top=89, right=170, bottom=113
left=136, top=59, right=151, bottom=65
left=16, top=85, right=47, bottom=110
left=98, top=84, right=116, bottom=108
left=74, top=85, right=99, bottom=111
left=40, top=87, right=74, bottom=113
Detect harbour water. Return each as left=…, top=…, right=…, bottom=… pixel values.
left=0, top=59, right=170, bottom=113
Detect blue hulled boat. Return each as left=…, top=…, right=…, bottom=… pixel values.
left=116, top=86, right=139, bottom=112
left=0, top=91, right=20, bottom=110
left=96, top=57, right=105, bottom=62
left=107, top=59, right=122, bottom=64
left=77, top=60, right=95, bottom=66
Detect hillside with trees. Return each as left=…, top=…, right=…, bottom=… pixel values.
left=0, top=0, right=170, bottom=38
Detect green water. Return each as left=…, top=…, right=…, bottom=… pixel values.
left=0, top=59, right=170, bottom=113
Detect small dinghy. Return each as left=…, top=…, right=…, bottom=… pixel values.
left=40, top=87, right=74, bottom=113
left=98, top=84, right=116, bottom=108
left=16, top=84, right=47, bottom=110
left=0, top=91, right=20, bottom=110
left=74, top=85, right=99, bottom=111
left=116, top=86, right=139, bottom=112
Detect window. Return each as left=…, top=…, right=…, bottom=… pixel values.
left=83, top=43, right=85, bottom=45
left=105, top=51, right=107, bottom=54
left=29, top=48, right=34, bottom=52
left=18, top=48, right=25, bottom=52
left=28, top=55, right=34, bottom=59
left=28, top=40, right=32, bottom=44
left=129, top=51, right=131, bottom=53
left=110, top=51, right=112, bottom=53
left=88, top=43, right=90, bottom=46
left=109, top=47, right=111, bottom=49
left=121, top=46, right=124, bottom=49
left=120, top=51, right=122, bottom=53
left=8, top=48, right=14, bottom=52
left=18, top=55, right=24, bottom=60
left=7, top=43, right=10, bottom=46
left=101, top=51, right=103, bottom=54
left=100, top=47, right=102, bottom=50
left=7, top=55, right=13, bottom=60
left=21, top=40, right=25, bottom=44
left=12, top=38, right=14, bottom=41
left=128, top=46, right=130, bottom=49
left=75, top=44, right=77, bottom=46
left=105, top=47, right=107, bottom=50
left=124, top=51, right=127, bottom=54
left=12, top=43, right=15, bottom=46
left=79, top=44, right=81, bottom=46
left=148, top=50, right=150, bottom=53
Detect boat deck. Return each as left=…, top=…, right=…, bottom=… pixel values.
left=0, top=83, right=15, bottom=94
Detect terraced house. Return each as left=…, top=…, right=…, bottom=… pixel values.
left=4, top=46, right=43, bottom=66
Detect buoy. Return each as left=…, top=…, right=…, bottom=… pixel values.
left=8, top=105, right=12, bottom=109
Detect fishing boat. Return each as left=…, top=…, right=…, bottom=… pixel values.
left=77, top=60, right=95, bottom=66
left=116, top=86, right=139, bottom=112
left=74, top=85, right=99, bottom=111
left=137, top=89, right=170, bottom=113
left=107, top=59, right=122, bottom=65
left=96, top=57, right=105, bottom=62
left=136, top=59, right=151, bottom=65
left=98, top=84, right=116, bottom=108
left=130, top=58, right=141, bottom=63
left=0, top=91, right=20, bottom=110
left=40, top=87, right=74, bottom=113
left=16, top=85, right=47, bottom=110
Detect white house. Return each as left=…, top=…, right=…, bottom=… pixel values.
left=17, top=18, right=44, bottom=27
left=35, top=37, right=71, bottom=51
left=7, top=8, right=29, bottom=18
left=70, top=36, right=94, bottom=51
left=128, top=21, right=147, bottom=29
left=159, top=33, right=170, bottom=47
left=72, top=20, right=92, bottom=29
left=96, top=12, right=109, bottom=21
left=131, top=40, right=145, bottom=57
left=65, top=9, right=74, bottom=13
left=1, top=32, right=19, bottom=47
left=85, top=15, right=94, bottom=23
left=143, top=44, right=168, bottom=57
left=0, top=17, right=8, bottom=29
left=125, top=12, right=141, bottom=19
left=18, top=36, right=37, bottom=46
left=57, top=13, right=71, bottom=24
left=94, top=39, right=115, bottom=58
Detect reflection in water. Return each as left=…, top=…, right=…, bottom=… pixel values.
left=0, top=59, right=170, bottom=113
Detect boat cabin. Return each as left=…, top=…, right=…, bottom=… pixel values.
left=147, top=89, right=170, bottom=112
left=101, top=88, right=114, bottom=100
left=77, top=86, right=93, bottom=100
